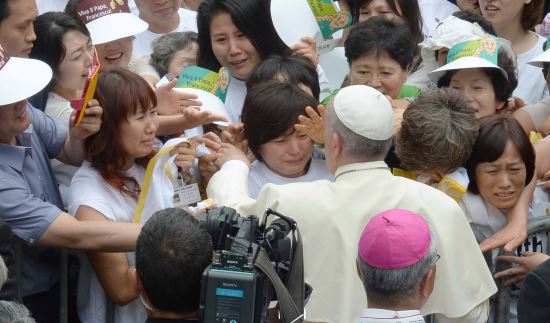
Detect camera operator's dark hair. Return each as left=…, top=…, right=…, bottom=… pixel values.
left=136, top=208, right=213, bottom=313
left=247, top=55, right=320, bottom=100
left=242, top=81, right=319, bottom=163
left=345, top=15, right=416, bottom=71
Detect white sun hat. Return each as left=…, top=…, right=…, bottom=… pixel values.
left=75, top=0, right=148, bottom=45
left=428, top=34, right=513, bottom=82
left=0, top=44, right=53, bottom=106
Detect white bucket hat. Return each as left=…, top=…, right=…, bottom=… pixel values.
left=75, top=0, right=148, bottom=45
left=428, top=34, right=512, bottom=82
left=0, top=44, right=53, bottom=106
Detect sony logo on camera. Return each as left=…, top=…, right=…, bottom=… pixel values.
left=222, top=282, right=238, bottom=288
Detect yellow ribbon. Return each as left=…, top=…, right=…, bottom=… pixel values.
left=133, top=143, right=179, bottom=223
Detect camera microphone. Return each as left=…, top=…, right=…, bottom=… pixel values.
left=265, top=219, right=290, bottom=241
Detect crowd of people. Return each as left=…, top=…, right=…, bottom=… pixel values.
left=1, top=0, right=550, bottom=322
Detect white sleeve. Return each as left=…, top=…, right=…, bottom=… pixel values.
left=68, top=172, right=117, bottom=221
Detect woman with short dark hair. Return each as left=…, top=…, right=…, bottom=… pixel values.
left=432, top=34, right=518, bottom=118
left=29, top=12, right=94, bottom=203
left=346, top=0, right=429, bottom=88
left=345, top=15, right=418, bottom=100
left=30, top=12, right=93, bottom=117
left=460, top=115, right=537, bottom=322
left=242, top=81, right=333, bottom=197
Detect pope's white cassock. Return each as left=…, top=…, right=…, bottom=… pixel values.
left=207, top=160, right=497, bottom=323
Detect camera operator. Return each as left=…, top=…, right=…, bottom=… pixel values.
left=133, top=208, right=213, bottom=323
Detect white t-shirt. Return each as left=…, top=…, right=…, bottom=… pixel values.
left=515, top=33, right=549, bottom=106
left=44, top=92, right=77, bottom=206
left=133, top=8, right=198, bottom=56
left=68, top=161, right=147, bottom=323
left=248, top=158, right=334, bottom=198
left=224, top=66, right=333, bottom=124
left=45, top=92, right=72, bottom=122
left=417, top=0, right=459, bottom=38
left=459, top=189, right=550, bottom=323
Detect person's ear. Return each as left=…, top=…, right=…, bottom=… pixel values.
left=332, top=131, right=343, bottom=156
left=419, top=267, right=436, bottom=303
left=356, top=258, right=363, bottom=280
left=130, top=267, right=142, bottom=295
left=495, top=100, right=506, bottom=112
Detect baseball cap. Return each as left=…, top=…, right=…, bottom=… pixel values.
left=428, top=34, right=510, bottom=82
left=358, top=209, right=432, bottom=269
left=0, top=44, right=53, bottom=106
left=333, top=85, right=394, bottom=140
left=75, top=0, right=148, bottom=45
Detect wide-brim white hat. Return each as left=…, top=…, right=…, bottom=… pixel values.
left=87, top=12, right=148, bottom=45
left=174, top=88, right=230, bottom=127
left=529, top=48, right=550, bottom=68
left=0, top=57, right=52, bottom=105
left=428, top=56, right=507, bottom=82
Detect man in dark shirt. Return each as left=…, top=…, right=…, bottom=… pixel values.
left=134, top=208, right=213, bottom=322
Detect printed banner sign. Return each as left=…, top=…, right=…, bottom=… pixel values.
left=306, top=0, right=352, bottom=40
left=70, top=49, right=100, bottom=125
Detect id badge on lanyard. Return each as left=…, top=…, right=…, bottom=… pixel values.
left=173, top=170, right=201, bottom=208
